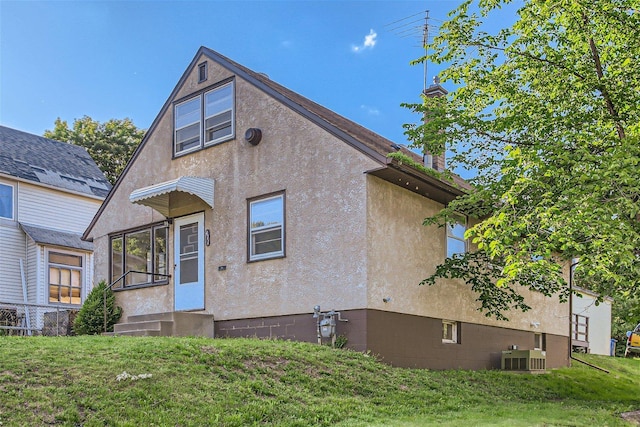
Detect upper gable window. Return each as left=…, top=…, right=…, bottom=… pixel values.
left=174, top=81, right=235, bottom=156
left=198, top=62, right=208, bottom=83
left=0, top=182, right=14, bottom=220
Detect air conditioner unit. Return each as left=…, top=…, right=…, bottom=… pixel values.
left=501, top=349, right=546, bottom=371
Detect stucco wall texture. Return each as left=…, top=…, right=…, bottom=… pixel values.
left=88, top=51, right=569, bottom=368
left=366, top=176, right=569, bottom=338
left=89, top=54, right=379, bottom=320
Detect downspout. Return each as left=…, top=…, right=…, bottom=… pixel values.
left=568, top=259, right=579, bottom=367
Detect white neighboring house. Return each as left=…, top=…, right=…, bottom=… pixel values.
left=572, top=287, right=613, bottom=355
left=0, top=126, right=111, bottom=333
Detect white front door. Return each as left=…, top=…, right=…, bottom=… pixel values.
left=174, top=213, right=205, bottom=311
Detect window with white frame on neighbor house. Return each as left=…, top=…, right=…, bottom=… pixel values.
left=248, top=193, right=285, bottom=261
left=110, top=223, right=168, bottom=287
left=446, top=214, right=467, bottom=258
left=0, top=182, right=14, bottom=220
left=48, top=251, right=84, bottom=305
left=442, top=320, right=459, bottom=344
left=174, top=80, right=234, bottom=156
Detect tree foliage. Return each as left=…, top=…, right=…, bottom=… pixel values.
left=73, top=280, right=122, bottom=335
left=44, top=116, right=144, bottom=184
left=404, top=0, right=640, bottom=317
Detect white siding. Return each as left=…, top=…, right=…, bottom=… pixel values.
left=17, top=182, right=102, bottom=233
left=1, top=178, right=102, bottom=309
left=26, top=239, right=39, bottom=303
left=84, top=253, right=95, bottom=300
left=573, top=291, right=613, bottom=356
left=0, top=224, right=26, bottom=302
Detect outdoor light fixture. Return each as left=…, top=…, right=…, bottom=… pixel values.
left=245, top=128, right=262, bottom=146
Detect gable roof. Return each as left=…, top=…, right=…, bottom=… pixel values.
left=84, top=46, right=469, bottom=238
left=201, top=47, right=470, bottom=194
left=0, top=126, right=111, bottom=198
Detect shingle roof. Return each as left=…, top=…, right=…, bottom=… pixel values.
left=0, top=126, right=111, bottom=198
left=83, top=46, right=471, bottom=239
left=201, top=47, right=471, bottom=191
left=20, top=223, right=93, bottom=251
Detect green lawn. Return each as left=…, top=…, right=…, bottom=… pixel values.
left=0, top=336, right=638, bottom=426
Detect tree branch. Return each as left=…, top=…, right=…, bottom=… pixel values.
left=583, top=12, right=626, bottom=140
left=467, top=42, right=587, bottom=81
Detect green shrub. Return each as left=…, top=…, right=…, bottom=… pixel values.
left=73, top=280, right=122, bottom=335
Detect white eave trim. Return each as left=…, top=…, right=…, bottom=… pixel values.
left=129, top=176, right=214, bottom=217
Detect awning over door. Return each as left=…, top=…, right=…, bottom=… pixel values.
left=129, top=176, right=214, bottom=217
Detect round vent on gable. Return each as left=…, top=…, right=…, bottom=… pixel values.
left=245, top=128, right=262, bottom=146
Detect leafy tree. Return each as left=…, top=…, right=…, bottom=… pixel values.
left=73, top=280, right=122, bottom=335
left=45, top=116, right=144, bottom=184
left=404, top=0, right=640, bottom=318
left=611, top=294, right=640, bottom=355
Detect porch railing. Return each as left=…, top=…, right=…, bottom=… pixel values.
left=104, top=271, right=171, bottom=333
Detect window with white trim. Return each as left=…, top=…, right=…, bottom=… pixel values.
left=48, top=251, right=84, bottom=305
left=110, top=223, right=168, bottom=287
left=442, top=320, right=458, bottom=343
left=249, top=193, right=285, bottom=261
left=534, top=333, right=546, bottom=350
left=446, top=214, right=467, bottom=258
left=174, top=81, right=234, bottom=156
left=0, top=182, right=14, bottom=220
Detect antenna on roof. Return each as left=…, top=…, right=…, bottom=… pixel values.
left=386, top=9, right=440, bottom=93
left=422, top=10, right=430, bottom=93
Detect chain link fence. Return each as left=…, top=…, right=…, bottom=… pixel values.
left=0, top=301, right=78, bottom=336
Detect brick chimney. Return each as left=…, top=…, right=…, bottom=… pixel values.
left=422, top=76, right=448, bottom=172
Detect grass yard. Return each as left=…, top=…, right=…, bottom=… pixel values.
left=0, top=336, right=638, bottom=426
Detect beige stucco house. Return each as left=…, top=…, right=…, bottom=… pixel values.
left=84, top=46, right=569, bottom=369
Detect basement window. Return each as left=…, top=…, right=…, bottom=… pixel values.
left=534, top=333, right=546, bottom=350
left=442, top=320, right=459, bottom=344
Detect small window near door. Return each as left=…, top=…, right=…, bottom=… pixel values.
left=109, top=223, right=169, bottom=288
left=48, top=251, right=83, bottom=305
left=248, top=192, right=285, bottom=261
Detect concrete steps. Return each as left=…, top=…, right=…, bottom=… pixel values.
left=111, top=312, right=214, bottom=337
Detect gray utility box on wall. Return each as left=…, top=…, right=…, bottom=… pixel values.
left=501, top=349, right=546, bottom=371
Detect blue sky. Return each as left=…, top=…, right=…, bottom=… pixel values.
left=0, top=0, right=453, bottom=144
left=0, top=1, right=515, bottom=151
